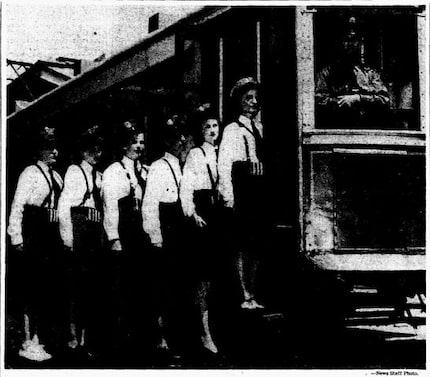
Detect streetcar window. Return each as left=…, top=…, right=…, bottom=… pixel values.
left=314, top=8, right=420, bottom=130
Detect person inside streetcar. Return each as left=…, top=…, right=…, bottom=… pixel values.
left=315, top=15, right=392, bottom=128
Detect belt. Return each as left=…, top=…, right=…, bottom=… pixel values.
left=24, top=205, right=59, bottom=223
left=71, top=206, right=101, bottom=223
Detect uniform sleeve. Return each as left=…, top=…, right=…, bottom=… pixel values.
left=366, top=69, right=391, bottom=106
left=58, top=166, right=86, bottom=248
left=180, top=150, right=198, bottom=217
left=142, top=162, right=163, bottom=244
left=102, top=166, right=121, bottom=241
left=7, top=167, right=35, bottom=246
left=315, top=67, right=336, bottom=107
left=218, top=127, right=236, bottom=208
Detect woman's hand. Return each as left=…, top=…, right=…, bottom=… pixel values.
left=14, top=243, right=24, bottom=252
left=63, top=245, right=73, bottom=253
left=110, top=239, right=123, bottom=251
left=193, top=213, right=207, bottom=228
left=250, top=161, right=263, bottom=176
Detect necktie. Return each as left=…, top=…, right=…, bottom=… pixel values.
left=134, top=161, right=146, bottom=192
left=251, top=120, right=264, bottom=161
left=49, top=168, right=62, bottom=208
left=92, top=168, right=102, bottom=210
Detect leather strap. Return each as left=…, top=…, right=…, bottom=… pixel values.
left=198, top=147, right=217, bottom=191
left=162, top=158, right=179, bottom=191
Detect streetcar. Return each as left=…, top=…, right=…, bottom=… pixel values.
left=6, top=5, right=426, bottom=328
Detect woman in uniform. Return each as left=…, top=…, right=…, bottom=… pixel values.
left=8, top=126, right=63, bottom=361
left=180, top=109, right=220, bottom=354
left=218, top=77, right=266, bottom=310
left=57, top=126, right=103, bottom=354
left=142, top=121, right=186, bottom=356
left=101, top=119, right=148, bottom=353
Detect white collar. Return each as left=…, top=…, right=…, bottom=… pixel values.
left=239, top=115, right=259, bottom=131
left=36, top=160, right=51, bottom=173
left=163, top=152, right=179, bottom=165
left=238, top=114, right=262, bottom=135
left=238, top=114, right=254, bottom=129
left=201, top=141, right=216, bottom=153
left=81, top=159, right=94, bottom=172
left=121, top=155, right=137, bottom=170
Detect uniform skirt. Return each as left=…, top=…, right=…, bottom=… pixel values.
left=107, top=195, right=149, bottom=344
left=21, top=205, right=65, bottom=339
left=187, top=190, right=221, bottom=281
left=232, top=161, right=268, bottom=254
left=67, top=206, right=104, bottom=331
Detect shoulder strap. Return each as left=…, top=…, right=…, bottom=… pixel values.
left=119, top=160, right=135, bottom=197
left=119, top=160, right=127, bottom=174
left=34, top=164, right=53, bottom=207
left=237, top=119, right=256, bottom=138
left=198, top=147, right=217, bottom=190
left=162, top=158, right=179, bottom=191
left=76, top=164, right=91, bottom=207
left=134, top=161, right=146, bottom=198
left=236, top=121, right=251, bottom=161
left=119, top=160, right=147, bottom=202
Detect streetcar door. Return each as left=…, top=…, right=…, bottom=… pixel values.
left=191, top=7, right=299, bottom=306
left=190, top=6, right=298, bottom=242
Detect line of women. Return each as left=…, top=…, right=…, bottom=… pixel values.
left=7, top=77, right=267, bottom=363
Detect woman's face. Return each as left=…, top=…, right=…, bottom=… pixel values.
left=240, top=88, right=260, bottom=118
left=169, top=134, right=187, bottom=159
left=83, top=146, right=102, bottom=166
left=124, top=133, right=144, bottom=161
left=39, top=146, right=58, bottom=167
left=202, top=118, right=219, bottom=145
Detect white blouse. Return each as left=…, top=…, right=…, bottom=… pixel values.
left=180, top=142, right=218, bottom=217
left=142, top=152, right=182, bottom=245
left=57, top=160, right=102, bottom=248
left=101, top=156, right=148, bottom=241
left=218, top=114, right=263, bottom=208
left=8, top=161, right=63, bottom=246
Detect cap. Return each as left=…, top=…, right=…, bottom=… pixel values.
left=35, top=126, right=57, bottom=151
left=230, top=77, right=260, bottom=99
left=116, top=118, right=143, bottom=148
left=78, top=125, right=104, bottom=152
left=192, top=103, right=217, bottom=128
left=163, top=114, right=186, bottom=146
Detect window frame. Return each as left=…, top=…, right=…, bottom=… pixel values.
left=296, top=5, right=426, bottom=146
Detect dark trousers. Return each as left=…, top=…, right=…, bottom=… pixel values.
left=66, top=208, right=104, bottom=348
left=20, top=205, right=66, bottom=347
left=150, top=202, right=192, bottom=352
left=232, top=163, right=268, bottom=253
left=107, top=197, right=149, bottom=349
left=188, top=190, right=221, bottom=282
left=108, top=253, right=132, bottom=347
